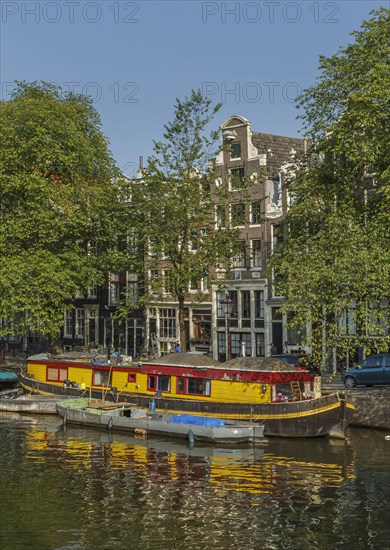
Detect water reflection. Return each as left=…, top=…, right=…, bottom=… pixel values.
left=0, top=414, right=389, bottom=550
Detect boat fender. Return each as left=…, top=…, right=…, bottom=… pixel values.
left=134, top=428, right=147, bottom=437
left=149, top=399, right=156, bottom=412
left=187, top=428, right=194, bottom=446
left=107, top=417, right=113, bottom=431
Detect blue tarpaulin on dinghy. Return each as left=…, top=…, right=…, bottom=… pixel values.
left=169, top=414, right=226, bottom=427
left=0, top=372, right=18, bottom=381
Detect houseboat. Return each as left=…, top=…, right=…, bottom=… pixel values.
left=20, top=352, right=355, bottom=438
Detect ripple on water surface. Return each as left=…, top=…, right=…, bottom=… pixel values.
left=0, top=416, right=389, bottom=550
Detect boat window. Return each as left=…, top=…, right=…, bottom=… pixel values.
left=93, top=370, right=111, bottom=386
left=148, top=376, right=156, bottom=390
left=273, top=382, right=302, bottom=402
left=47, top=367, right=68, bottom=382
left=157, top=376, right=170, bottom=392
left=128, top=374, right=136, bottom=383
left=148, top=375, right=170, bottom=393
left=187, top=378, right=210, bottom=396
left=177, top=378, right=185, bottom=393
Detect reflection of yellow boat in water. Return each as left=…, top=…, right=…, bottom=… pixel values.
left=55, top=423, right=353, bottom=499
left=19, top=415, right=355, bottom=505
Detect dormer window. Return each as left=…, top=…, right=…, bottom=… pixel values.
left=231, top=142, right=241, bottom=159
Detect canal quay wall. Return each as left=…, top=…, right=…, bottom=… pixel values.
left=322, top=376, right=390, bottom=430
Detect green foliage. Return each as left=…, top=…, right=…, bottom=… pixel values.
left=129, top=90, right=239, bottom=348
left=271, top=9, right=390, bottom=362
left=0, top=81, right=127, bottom=336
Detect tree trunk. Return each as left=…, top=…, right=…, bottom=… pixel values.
left=178, top=297, right=186, bottom=352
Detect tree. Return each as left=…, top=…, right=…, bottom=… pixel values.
left=129, top=90, right=239, bottom=351
left=270, top=9, right=390, bottom=365
left=0, top=82, right=127, bottom=338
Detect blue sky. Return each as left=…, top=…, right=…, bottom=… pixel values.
left=1, top=0, right=387, bottom=176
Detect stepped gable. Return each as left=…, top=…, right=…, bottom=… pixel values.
left=223, top=357, right=296, bottom=371
left=252, top=132, right=305, bottom=177
left=145, top=353, right=220, bottom=367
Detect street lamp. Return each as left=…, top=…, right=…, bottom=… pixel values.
left=220, top=294, right=234, bottom=361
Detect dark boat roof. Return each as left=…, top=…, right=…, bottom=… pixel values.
left=223, top=357, right=298, bottom=371
left=28, top=353, right=300, bottom=372
left=143, top=353, right=220, bottom=367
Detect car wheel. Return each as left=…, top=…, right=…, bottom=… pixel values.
left=344, top=376, right=356, bottom=389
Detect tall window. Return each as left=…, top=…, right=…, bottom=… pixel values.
left=163, top=270, right=174, bottom=295
left=230, top=142, right=241, bottom=159
left=189, top=231, right=198, bottom=251
left=230, top=291, right=238, bottom=319
left=255, top=291, right=264, bottom=319
left=272, top=175, right=282, bottom=205
left=251, top=201, right=261, bottom=225
left=255, top=333, right=265, bottom=356
left=109, top=273, right=120, bottom=305
left=64, top=310, right=72, bottom=338
left=87, top=286, right=97, bottom=298
left=159, top=308, right=176, bottom=339
left=230, top=167, right=245, bottom=190
left=75, top=308, right=84, bottom=338
left=231, top=333, right=241, bottom=357
left=189, top=276, right=198, bottom=292
left=233, top=241, right=246, bottom=268
left=127, top=281, right=138, bottom=304
left=217, top=332, right=226, bottom=355
left=240, top=333, right=252, bottom=356
left=241, top=290, right=251, bottom=319
left=231, top=203, right=246, bottom=226
left=251, top=240, right=262, bottom=268
left=216, top=205, right=226, bottom=228
left=217, top=293, right=225, bottom=318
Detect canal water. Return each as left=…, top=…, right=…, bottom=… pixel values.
left=0, top=414, right=389, bottom=550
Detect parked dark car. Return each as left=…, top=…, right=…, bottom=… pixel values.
left=342, top=353, right=390, bottom=388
